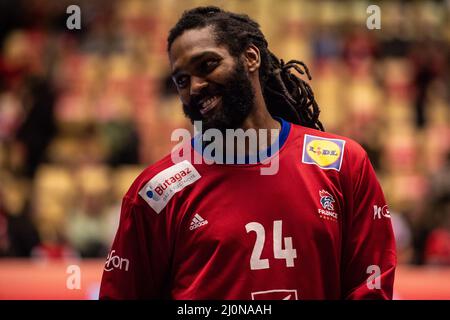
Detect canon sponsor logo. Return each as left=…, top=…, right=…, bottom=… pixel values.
left=104, top=250, right=130, bottom=272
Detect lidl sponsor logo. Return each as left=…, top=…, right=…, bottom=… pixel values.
left=302, top=134, right=345, bottom=171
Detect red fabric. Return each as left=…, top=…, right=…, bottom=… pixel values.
left=99, top=123, right=396, bottom=299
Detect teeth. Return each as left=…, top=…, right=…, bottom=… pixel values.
left=199, top=96, right=220, bottom=115
left=202, top=96, right=217, bottom=108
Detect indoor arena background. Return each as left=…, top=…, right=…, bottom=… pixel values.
left=0, top=0, right=449, bottom=299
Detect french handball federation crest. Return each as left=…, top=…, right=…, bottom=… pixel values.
left=319, top=190, right=335, bottom=211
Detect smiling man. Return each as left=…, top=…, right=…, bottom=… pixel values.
left=99, top=6, right=396, bottom=300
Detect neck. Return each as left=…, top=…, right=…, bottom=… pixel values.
left=233, top=89, right=281, bottom=158
left=241, top=104, right=279, bottom=132
left=242, top=82, right=279, bottom=132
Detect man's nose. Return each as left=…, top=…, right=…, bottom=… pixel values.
left=190, top=76, right=208, bottom=96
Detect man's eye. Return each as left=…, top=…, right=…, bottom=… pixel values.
left=201, top=60, right=219, bottom=72
left=176, top=76, right=188, bottom=88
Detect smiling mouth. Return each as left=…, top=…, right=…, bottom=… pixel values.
left=199, top=96, right=221, bottom=115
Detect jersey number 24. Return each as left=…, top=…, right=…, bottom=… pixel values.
left=245, top=220, right=297, bottom=270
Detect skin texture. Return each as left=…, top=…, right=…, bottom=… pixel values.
left=169, top=26, right=281, bottom=138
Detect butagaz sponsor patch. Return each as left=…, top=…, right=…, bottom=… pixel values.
left=302, top=134, right=345, bottom=171
left=139, top=160, right=201, bottom=213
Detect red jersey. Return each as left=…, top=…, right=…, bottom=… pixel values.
left=99, top=120, right=396, bottom=299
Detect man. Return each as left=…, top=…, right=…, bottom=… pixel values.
left=99, top=6, right=396, bottom=299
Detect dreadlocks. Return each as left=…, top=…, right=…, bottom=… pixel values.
left=167, top=6, right=324, bottom=131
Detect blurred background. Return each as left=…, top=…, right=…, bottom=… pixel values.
left=0, top=0, right=449, bottom=299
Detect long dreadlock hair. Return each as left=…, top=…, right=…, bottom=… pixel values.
left=167, top=6, right=324, bottom=131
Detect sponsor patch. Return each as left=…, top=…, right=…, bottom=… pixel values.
left=302, top=134, right=345, bottom=171
left=139, top=160, right=201, bottom=213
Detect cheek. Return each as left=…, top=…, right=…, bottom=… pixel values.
left=217, top=61, right=241, bottom=83
left=178, top=90, right=190, bottom=105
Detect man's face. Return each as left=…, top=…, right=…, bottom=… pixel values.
left=169, top=26, right=255, bottom=131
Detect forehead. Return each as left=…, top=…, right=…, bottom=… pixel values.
left=169, top=26, right=231, bottom=70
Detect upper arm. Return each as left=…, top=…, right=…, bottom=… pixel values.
left=341, top=151, right=397, bottom=299
left=99, top=196, right=171, bottom=299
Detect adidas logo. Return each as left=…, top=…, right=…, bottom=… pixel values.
left=189, top=213, right=208, bottom=230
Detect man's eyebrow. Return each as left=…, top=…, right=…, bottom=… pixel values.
left=171, top=51, right=221, bottom=78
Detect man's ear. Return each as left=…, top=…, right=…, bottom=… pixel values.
left=243, top=44, right=260, bottom=73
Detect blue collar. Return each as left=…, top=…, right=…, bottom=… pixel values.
left=190, top=117, right=291, bottom=164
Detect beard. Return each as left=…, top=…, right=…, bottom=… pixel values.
left=182, top=59, right=255, bottom=132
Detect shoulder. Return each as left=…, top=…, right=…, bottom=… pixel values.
left=124, top=153, right=174, bottom=201
left=124, top=151, right=202, bottom=213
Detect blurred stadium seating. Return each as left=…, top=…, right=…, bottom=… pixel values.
left=0, top=0, right=449, bottom=299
